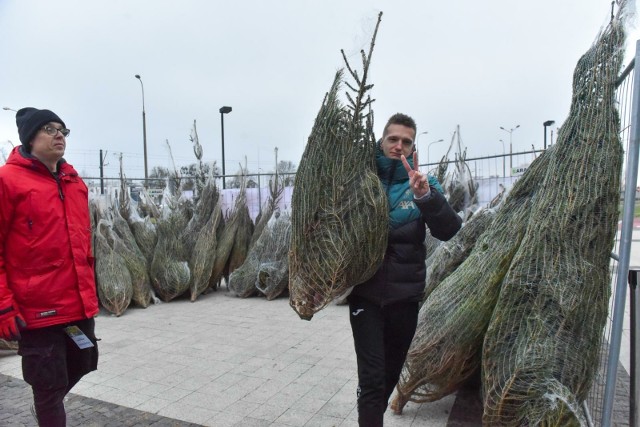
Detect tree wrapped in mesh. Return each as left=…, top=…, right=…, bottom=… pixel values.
left=423, top=229, right=443, bottom=271
left=149, top=187, right=192, bottom=302
left=228, top=211, right=292, bottom=299
left=189, top=119, right=209, bottom=203
left=289, top=13, right=388, bottom=320
left=227, top=167, right=255, bottom=275
left=106, top=156, right=155, bottom=308
left=423, top=207, right=496, bottom=301
left=95, top=220, right=133, bottom=316
left=110, top=209, right=154, bottom=308
left=227, top=174, right=285, bottom=299
left=250, top=169, right=285, bottom=250
left=123, top=183, right=159, bottom=269
left=255, top=211, right=292, bottom=300
left=182, top=122, right=221, bottom=260
left=208, top=181, right=250, bottom=289
left=391, top=148, right=552, bottom=411
left=134, top=187, right=161, bottom=220
left=189, top=201, right=222, bottom=301
left=482, top=7, right=627, bottom=425
left=441, top=127, right=478, bottom=216
left=127, top=204, right=158, bottom=267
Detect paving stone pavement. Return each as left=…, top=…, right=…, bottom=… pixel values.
left=0, top=292, right=458, bottom=426
left=0, top=288, right=632, bottom=426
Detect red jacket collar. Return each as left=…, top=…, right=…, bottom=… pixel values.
left=6, top=145, right=77, bottom=176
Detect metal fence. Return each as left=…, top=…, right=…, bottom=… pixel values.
left=589, top=41, right=640, bottom=427
left=584, top=41, right=639, bottom=427
left=85, top=149, right=544, bottom=219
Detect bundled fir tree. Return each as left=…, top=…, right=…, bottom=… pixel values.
left=289, top=13, right=388, bottom=320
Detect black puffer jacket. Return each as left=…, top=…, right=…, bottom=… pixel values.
left=350, top=156, right=462, bottom=306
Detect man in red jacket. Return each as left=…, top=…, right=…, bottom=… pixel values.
left=0, top=107, right=99, bottom=426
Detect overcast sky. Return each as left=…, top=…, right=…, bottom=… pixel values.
left=1, top=0, right=638, bottom=179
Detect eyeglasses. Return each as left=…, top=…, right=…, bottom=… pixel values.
left=41, top=125, right=70, bottom=138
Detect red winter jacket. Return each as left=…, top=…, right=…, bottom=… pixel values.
left=0, top=146, right=98, bottom=329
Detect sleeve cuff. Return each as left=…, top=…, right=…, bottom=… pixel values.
left=414, top=190, right=433, bottom=201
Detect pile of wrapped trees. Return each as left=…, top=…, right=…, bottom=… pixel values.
left=289, top=13, right=388, bottom=320
left=90, top=123, right=253, bottom=316
left=91, top=122, right=291, bottom=315
left=392, top=5, right=628, bottom=425
left=228, top=175, right=288, bottom=299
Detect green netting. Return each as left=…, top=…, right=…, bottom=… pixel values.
left=149, top=194, right=191, bottom=302
left=393, top=146, right=553, bottom=409
left=442, top=131, right=478, bottom=216
left=95, top=220, right=133, bottom=316
left=250, top=175, right=284, bottom=250
left=228, top=211, right=291, bottom=299
left=255, top=212, right=292, bottom=300
left=110, top=211, right=153, bottom=308
left=127, top=206, right=158, bottom=268
left=208, top=186, right=249, bottom=289
left=393, top=5, right=628, bottom=425
left=188, top=202, right=222, bottom=301
left=227, top=204, right=254, bottom=275
left=182, top=178, right=220, bottom=260
left=289, top=13, right=388, bottom=320
left=423, top=208, right=496, bottom=301
left=481, top=10, right=626, bottom=426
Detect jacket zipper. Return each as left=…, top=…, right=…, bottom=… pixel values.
left=55, top=172, right=65, bottom=201
left=380, top=160, right=398, bottom=307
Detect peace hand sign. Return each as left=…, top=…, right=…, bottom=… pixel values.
left=401, top=151, right=431, bottom=199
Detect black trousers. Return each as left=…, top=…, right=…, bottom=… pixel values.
left=348, top=296, right=419, bottom=427
left=18, top=318, right=99, bottom=427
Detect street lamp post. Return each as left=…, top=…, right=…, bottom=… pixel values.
left=499, top=139, right=505, bottom=178
left=416, top=131, right=428, bottom=166
left=134, top=75, right=148, bottom=185
left=427, top=139, right=444, bottom=165
left=500, top=124, right=520, bottom=175
left=219, top=106, right=232, bottom=189
left=543, top=120, right=555, bottom=150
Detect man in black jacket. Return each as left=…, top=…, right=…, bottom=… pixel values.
left=348, top=113, right=461, bottom=427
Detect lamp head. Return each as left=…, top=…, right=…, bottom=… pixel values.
left=543, top=120, right=555, bottom=126
left=135, top=74, right=141, bottom=79
left=219, top=106, right=232, bottom=114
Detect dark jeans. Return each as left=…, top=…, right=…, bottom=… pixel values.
left=348, top=296, right=419, bottom=427
left=18, top=318, right=99, bottom=427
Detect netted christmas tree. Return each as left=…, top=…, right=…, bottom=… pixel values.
left=289, top=13, right=388, bottom=320
left=482, top=5, right=627, bottom=425
left=95, top=220, right=133, bottom=316
left=254, top=211, right=292, bottom=300
left=392, top=4, right=629, bottom=425
left=392, top=148, right=552, bottom=409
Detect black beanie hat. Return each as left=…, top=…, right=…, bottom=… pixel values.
left=15, top=107, right=66, bottom=150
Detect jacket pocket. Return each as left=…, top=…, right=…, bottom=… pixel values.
left=18, top=344, right=67, bottom=389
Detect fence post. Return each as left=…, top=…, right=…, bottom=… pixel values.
left=601, top=39, right=640, bottom=427
left=629, top=269, right=640, bottom=427
left=258, top=173, right=262, bottom=214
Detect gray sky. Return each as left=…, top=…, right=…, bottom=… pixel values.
left=1, top=0, right=638, bottom=179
